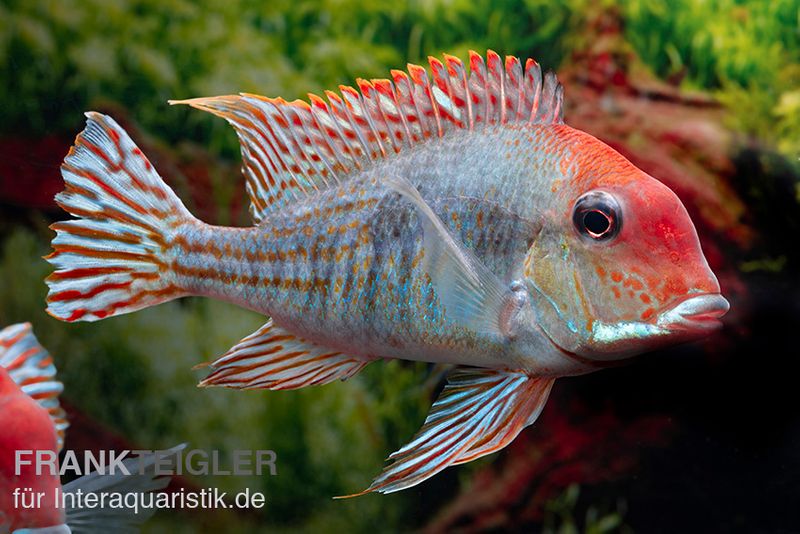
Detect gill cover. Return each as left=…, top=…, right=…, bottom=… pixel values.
left=526, top=141, right=726, bottom=360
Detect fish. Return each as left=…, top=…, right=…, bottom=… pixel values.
left=44, top=50, right=729, bottom=496
left=0, top=323, right=183, bottom=532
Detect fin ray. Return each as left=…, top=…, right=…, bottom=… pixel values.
left=339, top=368, right=554, bottom=496
left=63, top=444, right=185, bottom=532
left=199, top=320, right=372, bottom=390
left=382, top=174, right=512, bottom=337
left=171, top=51, right=563, bottom=223
left=0, top=323, right=69, bottom=451
left=46, top=113, right=192, bottom=322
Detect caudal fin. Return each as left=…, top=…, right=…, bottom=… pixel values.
left=46, top=113, right=194, bottom=322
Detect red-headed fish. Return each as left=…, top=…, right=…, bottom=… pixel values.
left=0, top=323, right=181, bottom=531
left=45, top=51, right=729, bottom=495
left=0, top=323, right=67, bottom=532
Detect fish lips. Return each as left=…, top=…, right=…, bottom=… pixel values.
left=657, top=293, right=730, bottom=334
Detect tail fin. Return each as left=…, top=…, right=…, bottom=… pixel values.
left=0, top=322, right=69, bottom=451
left=63, top=444, right=186, bottom=532
left=46, top=112, right=194, bottom=322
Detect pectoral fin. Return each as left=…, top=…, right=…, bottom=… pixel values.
left=337, top=367, right=554, bottom=497
left=63, top=444, right=186, bottom=531
left=383, top=175, right=512, bottom=337
left=199, top=320, right=373, bottom=390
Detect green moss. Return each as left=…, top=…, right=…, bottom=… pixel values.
left=5, top=0, right=797, bottom=157
left=623, top=0, right=800, bottom=156
left=0, top=0, right=586, bottom=156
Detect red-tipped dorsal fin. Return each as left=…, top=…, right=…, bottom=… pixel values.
left=0, top=323, right=69, bottom=452
left=170, top=51, right=564, bottom=224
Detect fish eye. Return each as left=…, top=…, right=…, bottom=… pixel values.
left=572, top=191, right=621, bottom=241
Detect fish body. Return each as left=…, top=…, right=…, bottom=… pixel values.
left=0, top=324, right=183, bottom=531
left=0, top=324, right=68, bottom=532
left=46, top=51, right=729, bottom=494
left=172, top=124, right=577, bottom=374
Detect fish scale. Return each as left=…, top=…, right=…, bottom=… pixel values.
left=45, top=51, right=728, bottom=496
left=164, top=125, right=568, bottom=366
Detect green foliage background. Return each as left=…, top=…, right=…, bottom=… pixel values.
left=3, top=0, right=798, bottom=156
left=0, top=0, right=798, bottom=531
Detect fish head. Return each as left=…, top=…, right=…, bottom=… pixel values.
left=527, top=134, right=728, bottom=362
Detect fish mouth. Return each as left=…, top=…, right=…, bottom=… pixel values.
left=657, top=293, right=730, bottom=333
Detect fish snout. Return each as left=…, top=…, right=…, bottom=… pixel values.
left=657, top=293, right=730, bottom=333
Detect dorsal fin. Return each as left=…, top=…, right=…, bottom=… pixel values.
left=170, top=50, right=564, bottom=223
left=0, top=323, right=69, bottom=451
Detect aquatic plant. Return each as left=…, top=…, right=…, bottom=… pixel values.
left=623, top=0, right=800, bottom=157
left=1, top=0, right=798, bottom=157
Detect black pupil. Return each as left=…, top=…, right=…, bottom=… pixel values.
left=573, top=191, right=621, bottom=241
left=583, top=210, right=611, bottom=236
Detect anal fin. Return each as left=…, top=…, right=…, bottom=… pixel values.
left=199, top=320, right=372, bottom=390
left=338, top=367, right=554, bottom=497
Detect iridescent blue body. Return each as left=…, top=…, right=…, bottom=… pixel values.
left=46, top=51, right=728, bottom=495
left=171, top=125, right=584, bottom=373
